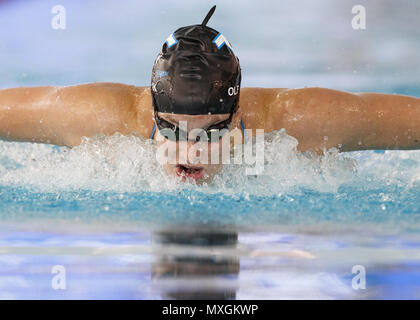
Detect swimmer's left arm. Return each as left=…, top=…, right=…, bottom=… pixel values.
left=257, top=87, right=420, bottom=153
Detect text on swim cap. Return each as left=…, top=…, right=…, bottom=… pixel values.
left=228, top=85, right=239, bottom=96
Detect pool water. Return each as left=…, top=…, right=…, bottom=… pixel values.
left=0, top=130, right=420, bottom=299
left=1, top=0, right=420, bottom=299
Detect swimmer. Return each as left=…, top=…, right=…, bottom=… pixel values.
left=1, top=5, right=420, bottom=182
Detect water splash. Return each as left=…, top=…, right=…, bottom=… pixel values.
left=1, top=131, right=420, bottom=229
left=0, top=130, right=358, bottom=194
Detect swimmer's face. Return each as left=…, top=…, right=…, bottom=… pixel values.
left=155, top=112, right=242, bottom=183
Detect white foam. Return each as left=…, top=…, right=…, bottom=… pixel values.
left=0, top=130, right=360, bottom=195
left=2, top=129, right=420, bottom=197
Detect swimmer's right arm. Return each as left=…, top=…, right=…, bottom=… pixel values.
left=0, top=83, right=148, bottom=147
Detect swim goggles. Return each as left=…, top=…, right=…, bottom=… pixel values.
left=154, top=109, right=236, bottom=142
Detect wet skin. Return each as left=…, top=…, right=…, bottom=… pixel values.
left=155, top=112, right=242, bottom=183
left=2, top=83, right=420, bottom=182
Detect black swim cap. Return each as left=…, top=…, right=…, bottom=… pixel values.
left=151, top=5, right=241, bottom=115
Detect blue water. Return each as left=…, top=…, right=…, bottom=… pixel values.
left=1, top=0, right=420, bottom=299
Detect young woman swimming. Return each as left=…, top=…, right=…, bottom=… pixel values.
left=1, top=6, right=420, bottom=182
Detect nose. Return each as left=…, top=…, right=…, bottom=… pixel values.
left=176, top=140, right=208, bottom=165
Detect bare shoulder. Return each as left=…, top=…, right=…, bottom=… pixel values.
left=61, top=82, right=142, bottom=105
left=57, top=83, right=153, bottom=144
left=68, top=83, right=152, bottom=136
left=239, top=87, right=289, bottom=130
left=276, top=87, right=360, bottom=106
left=240, top=87, right=361, bottom=117
left=239, top=87, right=289, bottom=110
left=238, top=87, right=366, bottom=152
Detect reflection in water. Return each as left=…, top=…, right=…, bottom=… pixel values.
left=151, top=229, right=240, bottom=299
left=1, top=226, right=419, bottom=299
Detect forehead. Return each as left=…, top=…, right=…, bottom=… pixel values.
left=158, top=112, right=230, bottom=124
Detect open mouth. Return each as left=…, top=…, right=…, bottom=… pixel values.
left=176, top=164, right=204, bottom=180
